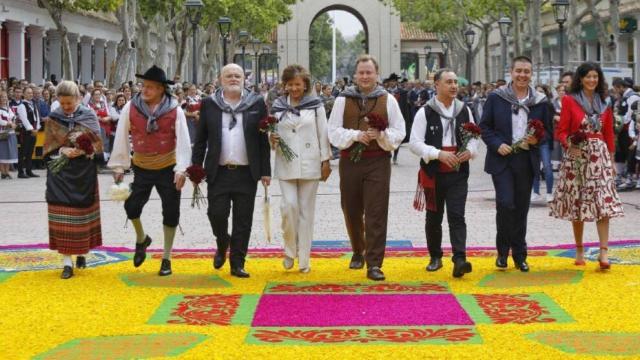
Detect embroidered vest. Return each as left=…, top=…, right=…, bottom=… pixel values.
left=342, top=94, right=388, bottom=152
left=129, top=105, right=177, bottom=155
left=420, top=104, right=470, bottom=176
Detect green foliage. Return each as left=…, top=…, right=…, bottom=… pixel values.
left=47, top=0, right=123, bottom=12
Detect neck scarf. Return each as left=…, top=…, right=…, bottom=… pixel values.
left=340, top=85, right=387, bottom=100
left=494, top=83, right=546, bottom=115
left=427, top=97, right=465, bottom=145
left=571, top=90, right=608, bottom=132
left=212, top=88, right=262, bottom=129
left=270, top=95, right=323, bottom=118
left=49, top=104, right=100, bottom=134
left=131, top=93, right=178, bottom=133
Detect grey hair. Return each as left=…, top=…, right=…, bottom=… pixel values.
left=56, top=80, right=81, bottom=98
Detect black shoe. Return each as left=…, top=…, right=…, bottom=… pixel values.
left=26, top=171, right=39, bottom=178
left=367, top=266, right=385, bottom=281
left=133, top=235, right=152, bottom=267
left=17, top=172, right=28, bottom=179
left=515, top=261, right=530, bottom=272
left=1, top=174, right=9, bottom=179
left=76, top=256, right=86, bottom=269
left=495, top=255, right=508, bottom=269
left=231, top=267, right=250, bottom=278
left=61, top=266, right=73, bottom=279
left=213, top=250, right=226, bottom=269
left=159, top=259, right=172, bottom=276
left=426, top=258, right=443, bottom=272
left=453, top=260, right=472, bottom=278
left=349, top=254, right=365, bottom=269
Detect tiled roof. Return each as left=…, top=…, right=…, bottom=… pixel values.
left=401, top=22, right=437, bottom=41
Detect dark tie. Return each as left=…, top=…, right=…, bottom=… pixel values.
left=229, top=113, right=237, bottom=130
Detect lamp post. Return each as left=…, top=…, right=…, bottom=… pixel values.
left=185, top=0, right=203, bottom=85
left=464, top=28, right=476, bottom=84
left=498, top=16, right=512, bottom=78
left=424, top=45, right=431, bottom=80
left=262, top=46, right=270, bottom=84
left=439, top=37, right=449, bottom=68
left=251, top=38, right=261, bottom=88
left=327, top=15, right=336, bottom=83
left=217, top=17, right=231, bottom=66
left=552, top=0, right=570, bottom=73
left=238, top=30, right=249, bottom=75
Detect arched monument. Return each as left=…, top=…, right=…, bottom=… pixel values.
left=277, top=0, right=401, bottom=79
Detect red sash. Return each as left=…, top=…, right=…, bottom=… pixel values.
left=413, top=146, right=458, bottom=212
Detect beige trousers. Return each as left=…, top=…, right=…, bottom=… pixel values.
left=279, top=179, right=320, bottom=269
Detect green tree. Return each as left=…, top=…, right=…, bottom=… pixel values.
left=38, top=0, right=123, bottom=81
left=309, top=13, right=334, bottom=82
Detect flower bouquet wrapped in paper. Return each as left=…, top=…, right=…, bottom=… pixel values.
left=350, top=113, right=388, bottom=162
left=568, top=130, right=588, bottom=186
left=512, top=119, right=545, bottom=154
left=108, top=182, right=131, bottom=201
left=186, top=164, right=207, bottom=209
left=453, top=122, right=482, bottom=171
left=260, top=115, right=297, bottom=161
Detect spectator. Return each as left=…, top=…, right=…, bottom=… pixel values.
left=0, top=90, right=18, bottom=179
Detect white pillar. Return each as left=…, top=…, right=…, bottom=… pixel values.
left=634, top=30, right=640, bottom=84
left=67, top=33, right=79, bottom=80
left=617, top=37, right=628, bottom=66
left=93, top=39, right=106, bottom=82
left=418, top=53, right=426, bottom=80
left=46, top=30, right=62, bottom=81
left=27, top=26, right=45, bottom=84
left=586, top=41, right=598, bottom=62
left=105, top=40, right=117, bottom=84
left=6, top=21, right=25, bottom=79
left=80, top=36, right=93, bottom=83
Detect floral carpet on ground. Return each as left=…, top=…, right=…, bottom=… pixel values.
left=1, top=241, right=639, bottom=359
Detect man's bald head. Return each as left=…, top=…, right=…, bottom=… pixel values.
left=220, top=64, right=244, bottom=96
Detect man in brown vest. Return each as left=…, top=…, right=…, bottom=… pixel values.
left=109, top=65, right=191, bottom=277
left=328, top=55, right=406, bottom=281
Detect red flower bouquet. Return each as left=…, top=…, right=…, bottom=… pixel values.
left=454, top=122, right=482, bottom=170
left=568, top=130, right=588, bottom=186
left=259, top=115, right=297, bottom=161
left=48, top=132, right=96, bottom=174
left=186, top=164, right=207, bottom=209
left=350, top=113, right=389, bottom=162
left=512, top=119, right=545, bottom=154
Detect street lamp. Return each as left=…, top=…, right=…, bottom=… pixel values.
left=552, top=0, right=570, bottom=73
left=251, top=38, right=261, bottom=88
left=217, top=17, right=232, bottom=66
left=439, top=37, right=449, bottom=68
left=498, top=16, right=512, bottom=77
left=238, top=30, right=249, bottom=75
left=424, top=45, right=431, bottom=79
left=185, top=0, right=203, bottom=85
left=464, top=28, right=476, bottom=84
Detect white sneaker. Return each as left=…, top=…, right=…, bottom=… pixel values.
left=545, top=193, right=554, bottom=203
left=299, top=267, right=310, bottom=273
left=530, top=193, right=541, bottom=202
left=282, top=256, right=294, bottom=270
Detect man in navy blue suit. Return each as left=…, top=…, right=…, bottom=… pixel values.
left=479, top=56, right=553, bottom=272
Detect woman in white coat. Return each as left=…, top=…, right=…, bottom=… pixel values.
left=271, top=65, right=332, bottom=273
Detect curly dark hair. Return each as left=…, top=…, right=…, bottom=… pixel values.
left=569, top=62, right=608, bottom=101
left=281, top=65, right=311, bottom=96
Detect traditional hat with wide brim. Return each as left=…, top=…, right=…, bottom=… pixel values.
left=135, top=65, right=175, bottom=85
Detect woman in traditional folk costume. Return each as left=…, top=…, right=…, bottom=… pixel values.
left=550, top=62, right=624, bottom=270
left=44, top=81, right=103, bottom=279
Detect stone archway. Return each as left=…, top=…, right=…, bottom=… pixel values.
left=277, top=0, right=401, bottom=80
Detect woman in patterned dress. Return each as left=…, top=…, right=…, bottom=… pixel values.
left=550, top=62, right=624, bottom=269
left=44, top=81, right=103, bottom=279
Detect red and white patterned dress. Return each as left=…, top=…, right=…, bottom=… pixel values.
left=549, top=96, right=624, bottom=221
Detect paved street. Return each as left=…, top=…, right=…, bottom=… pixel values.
left=1, top=142, right=638, bottom=250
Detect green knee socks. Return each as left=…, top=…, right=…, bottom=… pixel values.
left=163, top=225, right=176, bottom=260
left=131, top=218, right=146, bottom=243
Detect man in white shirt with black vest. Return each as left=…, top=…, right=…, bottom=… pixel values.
left=16, top=87, right=41, bottom=178
left=409, top=69, right=477, bottom=278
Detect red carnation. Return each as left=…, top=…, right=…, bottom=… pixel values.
left=186, top=164, right=206, bottom=184
left=462, top=122, right=482, bottom=136
left=366, top=113, right=389, bottom=131
left=529, top=119, right=545, bottom=140
left=75, top=134, right=94, bottom=155
left=570, top=130, right=588, bottom=146
left=259, top=115, right=278, bottom=131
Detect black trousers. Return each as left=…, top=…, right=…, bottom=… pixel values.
left=491, top=151, right=533, bottom=263
left=124, top=165, right=181, bottom=227
left=425, top=171, right=469, bottom=262
left=18, top=132, right=36, bottom=174
left=207, top=166, right=258, bottom=268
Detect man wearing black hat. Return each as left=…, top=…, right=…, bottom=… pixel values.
left=192, top=63, right=271, bottom=279
left=386, top=73, right=411, bottom=164
left=108, top=65, right=191, bottom=276
left=613, top=77, right=640, bottom=189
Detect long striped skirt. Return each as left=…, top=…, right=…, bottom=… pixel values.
left=48, top=187, right=102, bottom=255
